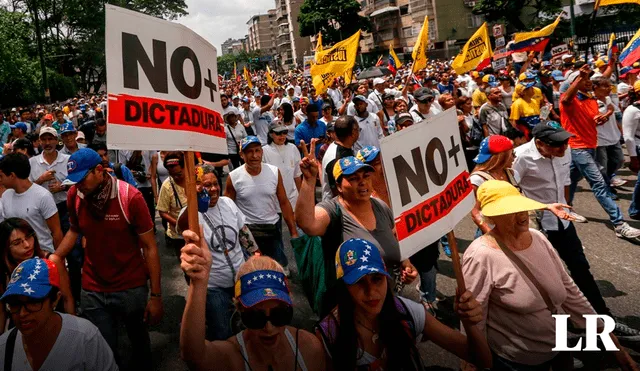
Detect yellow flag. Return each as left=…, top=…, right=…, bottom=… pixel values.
left=412, top=16, right=429, bottom=72
left=311, top=30, right=361, bottom=94
left=316, top=32, right=323, bottom=53
left=451, top=23, right=493, bottom=74
left=243, top=67, right=253, bottom=89
left=596, top=0, right=640, bottom=9
left=233, top=62, right=237, bottom=79
left=344, top=69, right=353, bottom=84
left=389, top=44, right=402, bottom=68
left=266, top=66, right=279, bottom=88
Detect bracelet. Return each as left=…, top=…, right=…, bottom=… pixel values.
left=150, top=292, right=162, bottom=298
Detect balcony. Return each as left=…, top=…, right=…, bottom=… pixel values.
left=363, top=0, right=397, bottom=16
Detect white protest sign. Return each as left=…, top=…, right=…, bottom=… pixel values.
left=380, top=109, right=475, bottom=260
left=551, top=44, right=569, bottom=58
left=495, top=36, right=506, bottom=49
left=303, top=56, right=314, bottom=77
left=492, top=58, right=507, bottom=70
left=105, top=5, right=226, bottom=154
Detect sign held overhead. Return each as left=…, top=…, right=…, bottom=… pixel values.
left=105, top=5, right=226, bottom=153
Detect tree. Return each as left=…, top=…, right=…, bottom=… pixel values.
left=298, top=0, right=371, bottom=45
left=472, top=0, right=562, bottom=31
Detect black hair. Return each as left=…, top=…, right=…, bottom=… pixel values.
left=260, top=95, right=271, bottom=106
left=220, top=94, right=228, bottom=99
left=96, top=118, right=106, bottom=126
left=89, top=142, right=108, bottom=152
left=306, top=103, right=319, bottom=114
left=504, top=127, right=525, bottom=140
left=12, top=138, right=35, bottom=157
left=0, top=153, right=31, bottom=179
left=281, top=102, right=294, bottom=123
left=334, top=115, right=358, bottom=141
left=329, top=279, right=424, bottom=371
left=0, top=218, right=44, bottom=287
left=163, top=151, right=185, bottom=168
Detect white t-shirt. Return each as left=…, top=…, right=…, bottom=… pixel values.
left=2, top=184, right=58, bottom=252
left=346, top=99, right=378, bottom=116
left=354, top=114, right=383, bottom=152
left=229, top=163, right=280, bottom=225
left=117, top=150, right=155, bottom=188
left=622, top=104, right=640, bottom=157
left=262, top=143, right=302, bottom=210
left=251, top=107, right=273, bottom=145
left=28, top=152, right=70, bottom=205
left=368, top=91, right=385, bottom=112
left=0, top=313, right=117, bottom=371
left=499, top=85, right=514, bottom=109
left=294, top=110, right=307, bottom=124
left=225, top=123, right=247, bottom=155
left=596, top=96, right=622, bottom=147
left=321, top=143, right=338, bottom=202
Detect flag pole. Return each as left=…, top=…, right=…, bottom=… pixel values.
left=584, top=0, right=601, bottom=59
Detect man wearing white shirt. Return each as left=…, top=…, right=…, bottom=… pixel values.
left=327, top=80, right=343, bottom=109
left=352, top=95, right=383, bottom=151
left=368, top=77, right=388, bottom=112
left=347, top=82, right=378, bottom=116
left=409, top=87, right=440, bottom=123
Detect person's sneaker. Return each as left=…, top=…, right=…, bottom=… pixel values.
left=573, top=358, right=585, bottom=369
left=569, top=212, right=588, bottom=223
left=443, top=245, right=452, bottom=258
left=611, top=176, right=627, bottom=188
left=615, top=222, right=640, bottom=239
left=613, top=322, right=640, bottom=337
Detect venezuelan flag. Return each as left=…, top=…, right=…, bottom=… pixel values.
left=620, top=28, right=640, bottom=66
left=375, top=55, right=384, bottom=67
left=608, top=33, right=618, bottom=61
left=509, top=15, right=562, bottom=53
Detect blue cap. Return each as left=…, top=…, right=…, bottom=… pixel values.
left=542, top=61, right=552, bottom=67
left=242, top=97, right=250, bottom=103
left=332, top=156, right=374, bottom=181
left=550, top=70, right=566, bottom=82
left=356, top=146, right=381, bottom=164
left=520, top=81, right=536, bottom=89
left=10, top=122, right=27, bottom=132
left=292, top=97, right=300, bottom=103
left=486, top=75, right=500, bottom=88
left=1, top=258, right=60, bottom=301
left=235, top=269, right=292, bottom=308
left=335, top=238, right=390, bottom=284
left=60, top=122, right=77, bottom=134
left=240, top=136, right=261, bottom=151
left=352, top=95, right=368, bottom=103
left=64, top=148, right=102, bottom=184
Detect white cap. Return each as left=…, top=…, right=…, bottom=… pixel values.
left=76, top=131, right=86, bottom=140
left=562, top=54, right=574, bottom=61
left=373, top=77, right=386, bottom=86
left=39, top=127, right=58, bottom=138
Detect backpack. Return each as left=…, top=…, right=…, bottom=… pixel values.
left=468, top=116, right=485, bottom=147
left=71, top=179, right=132, bottom=225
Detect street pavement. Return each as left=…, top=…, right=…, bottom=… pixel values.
left=140, top=170, right=640, bottom=370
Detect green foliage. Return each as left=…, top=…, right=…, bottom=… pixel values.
left=297, top=0, right=371, bottom=45
left=216, top=50, right=267, bottom=76
left=472, top=0, right=563, bottom=31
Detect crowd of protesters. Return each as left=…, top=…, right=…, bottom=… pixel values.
left=0, top=46, right=640, bottom=371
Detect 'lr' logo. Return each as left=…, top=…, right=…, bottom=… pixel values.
left=552, top=314, right=619, bottom=351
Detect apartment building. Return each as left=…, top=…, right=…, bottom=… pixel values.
left=274, top=0, right=312, bottom=69
left=247, top=10, right=277, bottom=55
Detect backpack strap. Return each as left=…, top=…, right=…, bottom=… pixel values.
left=116, top=179, right=131, bottom=225
left=394, top=297, right=418, bottom=340
left=470, top=170, right=494, bottom=181
left=4, top=327, right=18, bottom=371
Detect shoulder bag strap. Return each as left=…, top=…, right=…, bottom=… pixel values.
left=169, top=179, right=184, bottom=209
left=226, top=124, right=240, bottom=153
left=4, top=327, right=18, bottom=371
left=490, top=236, right=557, bottom=314
left=202, top=212, right=237, bottom=284
left=471, top=170, right=494, bottom=181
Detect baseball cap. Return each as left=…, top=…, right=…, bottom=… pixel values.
left=562, top=54, right=574, bottom=62
left=483, top=75, right=500, bottom=87
left=519, top=80, right=536, bottom=89
left=60, top=122, right=77, bottom=134
left=395, top=112, right=414, bottom=127
left=518, top=71, right=536, bottom=81
left=1, top=258, right=60, bottom=301
left=477, top=180, right=546, bottom=217
left=473, top=135, right=514, bottom=164
left=10, top=122, right=28, bottom=133
left=352, top=95, right=368, bottom=104
left=551, top=70, right=566, bottom=82
left=373, top=77, right=386, bottom=86
left=532, top=121, right=574, bottom=145
left=620, top=66, right=640, bottom=79
left=240, top=136, right=261, bottom=151
left=413, top=87, right=434, bottom=103
left=326, top=123, right=335, bottom=132
left=594, top=59, right=607, bottom=68
left=76, top=131, right=86, bottom=141
left=356, top=146, right=381, bottom=163
left=64, top=148, right=102, bottom=184
left=335, top=238, right=390, bottom=285
left=333, top=156, right=374, bottom=182
left=268, top=123, right=289, bottom=133
left=39, top=127, right=58, bottom=138
left=633, top=80, right=640, bottom=94
left=565, top=69, right=594, bottom=85
left=322, top=103, right=332, bottom=111
left=242, top=97, right=250, bottom=103
left=234, top=269, right=292, bottom=308
left=44, top=114, right=53, bottom=121
left=292, top=97, right=300, bottom=103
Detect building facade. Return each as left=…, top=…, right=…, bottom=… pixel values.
left=274, top=0, right=312, bottom=69
left=221, top=38, right=246, bottom=55
left=247, top=10, right=277, bottom=55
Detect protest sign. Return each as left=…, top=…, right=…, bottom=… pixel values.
left=380, top=109, right=475, bottom=261
left=105, top=4, right=226, bottom=154
left=551, top=44, right=570, bottom=58
left=492, top=58, right=507, bottom=70
left=303, top=56, right=314, bottom=77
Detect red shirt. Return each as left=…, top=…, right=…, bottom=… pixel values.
left=560, top=92, right=599, bottom=149
left=68, top=182, right=153, bottom=292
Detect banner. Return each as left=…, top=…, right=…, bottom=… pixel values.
left=379, top=109, right=475, bottom=260
left=233, top=62, right=237, bottom=80
left=105, top=5, right=225, bottom=154
left=620, top=28, right=640, bottom=66
left=303, top=56, right=314, bottom=77
left=266, top=66, right=279, bottom=88
left=551, top=44, right=569, bottom=57
left=452, top=23, right=493, bottom=74
left=412, top=16, right=429, bottom=72
left=596, top=0, right=640, bottom=8
left=310, top=30, right=361, bottom=94
left=510, top=15, right=562, bottom=53
left=244, top=66, right=253, bottom=89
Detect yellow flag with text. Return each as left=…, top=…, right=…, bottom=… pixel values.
left=311, top=30, right=361, bottom=94
left=452, top=23, right=493, bottom=74
left=243, top=67, right=253, bottom=89
left=266, top=66, right=279, bottom=88
left=412, top=16, right=429, bottom=72
left=596, top=0, right=640, bottom=9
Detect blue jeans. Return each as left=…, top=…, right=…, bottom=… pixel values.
left=253, top=216, right=288, bottom=268
left=81, top=285, right=151, bottom=370
left=569, top=148, right=623, bottom=225
left=629, top=146, right=640, bottom=218
left=205, top=286, right=236, bottom=341
left=409, top=241, right=440, bottom=303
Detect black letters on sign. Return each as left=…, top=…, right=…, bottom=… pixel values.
left=393, top=147, right=429, bottom=207
left=170, top=46, right=201, bottom=99
left=425, top=138, right=447, bottom=187
left=122, top=33, right=168, bottom=93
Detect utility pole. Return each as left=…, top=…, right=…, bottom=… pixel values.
left=569, top=0, right=576, bottom=38
left=29, top=0, right=50, bottom=103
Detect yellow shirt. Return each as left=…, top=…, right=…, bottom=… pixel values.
left=472, top=89, right=488, bottom=108
left=512, top=87, right=544, bottom=106
left=156, top=177, right=187, bottom=239
left=510, top=97, right=541, bottom=130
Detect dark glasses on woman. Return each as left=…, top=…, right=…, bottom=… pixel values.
left=240, top=306, right=293, bottom=329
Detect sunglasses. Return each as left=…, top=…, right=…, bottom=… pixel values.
left=271, top=131, right=288, bottom=136
left=6, top=299, right=46, bottom=314
left=240, top=306, right=293, bottom=329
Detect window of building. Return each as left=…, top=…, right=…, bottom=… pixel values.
left=467, top=14, right=483, bottom=28
left=399, top=5, right=408, bottom=15
left=379, top=29, right=395, bottom=41
left=402, top=26, right=412, bottom=38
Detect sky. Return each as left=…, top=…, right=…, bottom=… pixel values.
left=177, top=0, right=275, bottom=53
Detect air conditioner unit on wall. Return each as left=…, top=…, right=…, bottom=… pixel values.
left=465, top=1, right=476, bottom=7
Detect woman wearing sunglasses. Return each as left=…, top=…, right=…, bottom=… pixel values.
left=180, top=231, right=326, bottom=371
left=0, top=218, right=74, bottom=333
left=263, top=123, right=302, bottom=212
left=317, top=238, right=492, bottom=370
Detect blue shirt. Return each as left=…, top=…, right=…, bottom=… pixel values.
left=0, top=121, right=10, bottom=146
left=294, top=120, right=327, bottom=158
left=109, top=162, right=138, bottom=187
left=437, top=83, right=454, bottom=94
left=309, top=97, right=324, bottom=112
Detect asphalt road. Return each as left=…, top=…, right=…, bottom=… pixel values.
left=138, top=171, right=640, bottom=370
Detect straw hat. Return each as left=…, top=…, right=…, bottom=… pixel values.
left=477, top=180, right=546, bottom=217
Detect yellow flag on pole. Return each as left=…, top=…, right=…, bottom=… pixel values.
left=412, top=16, right=429, bottom=72
left=311, top=30, right=361, bottom=94
left=233, top=62, right=237, bottom=79
left=596, top=0, right=640, bottom=9
left=243, top=67, right=253, bottom=89
left=451, top=23, right=493, bottom=74
left=389, top=44, right=402, bottom=68
left=266, top=66, right=279, bottom=88
left=316, top=32, right=323, bottom=53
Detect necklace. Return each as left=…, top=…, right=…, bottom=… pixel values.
left=356, top=319, right=379, bottom=344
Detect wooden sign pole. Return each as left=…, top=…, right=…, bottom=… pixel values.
left=447, top=230, right=466, bottom=293
left=183, top=151, right=199, bottom=238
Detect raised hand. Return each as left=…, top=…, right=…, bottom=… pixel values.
left=180, top=226, right=212, bottom=284
left=299, top=138, right=319, bottom=180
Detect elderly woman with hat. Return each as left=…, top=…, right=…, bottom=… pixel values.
left=462, top=180, right=637, bottom=370
left=263, top=123, right=302, bottom=211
